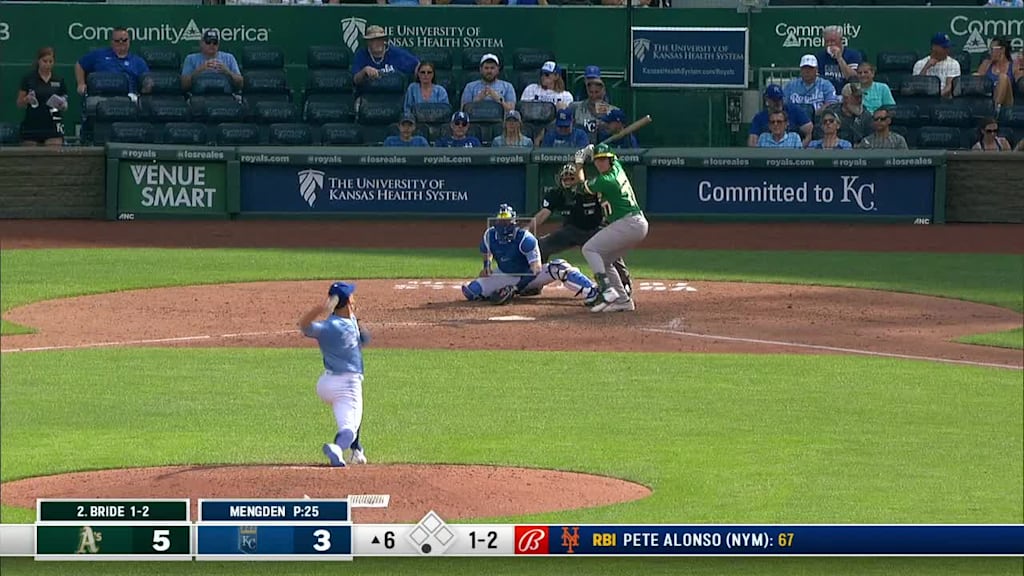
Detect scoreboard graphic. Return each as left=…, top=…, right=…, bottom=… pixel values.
left=0, top=499, right=1021, bottom=560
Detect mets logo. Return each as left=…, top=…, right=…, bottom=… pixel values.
left=560, top=526, right=580, bottom=554
left=297, top=169, right=324, bottom=208
left=514, top=526, right=549, bottom=555
left=341, top=17, right=368, bottom=54
left=632, top=38, right=651, bottom=63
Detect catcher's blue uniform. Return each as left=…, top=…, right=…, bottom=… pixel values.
left=482, top=227, right=541, bottom=275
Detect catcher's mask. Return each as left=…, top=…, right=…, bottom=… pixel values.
left=494, top=203, right=518, bottom=244
left=557, top=163, right=579, bottom=190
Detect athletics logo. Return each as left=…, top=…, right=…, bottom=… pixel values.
left=75, top=526, right=103, bottom=554
left=560, top=526, right=580, bottom=554
left=514, top=526, right=549, bottom=554
left=297, top=169, right=324, bottom=208
left=632, top=38, right=650, bottom=63
left=341, top=17, right=367, bottom=54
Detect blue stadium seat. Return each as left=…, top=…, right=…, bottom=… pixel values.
left=307, top=45, right=350, bottom=70
left=160, top=122, right=209, bottom=145
left=241, top=45, right=285, bottom=70
left=304, top=98, right=356, bottom=125
left=106, top=122, right=156, bottom=144
left=0, top=122, right=20, bottom=145
left=355, top=95, right=403, bottom=125
left=413, top=48, right=453, bottom=71
left=268, top=123, right=314, bottom=146
left=141, top=96, right=190, bottom=123
left=86, top=71, right=130, bottom=96
left=190, top=73, right=234, bottom=96
left=512, top=48, right=555, bottom=70
left=876, top=52, right=919, bottom=73
left=916, top=126, right=961, bottom=149
left=214, top=122, right=261, bottom=146
left=253, top=101, right=299, bottom=124
left=138, top=46, right=180, bottom=71
left=319, top=123, right=363, bottom=146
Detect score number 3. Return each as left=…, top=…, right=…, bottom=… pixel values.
left=312, top=528, right=332, bottom=552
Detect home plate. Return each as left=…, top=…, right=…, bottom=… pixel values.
left=488, top=315, right=535, bottom=321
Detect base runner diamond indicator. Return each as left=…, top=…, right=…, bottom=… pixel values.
left=407, top=511, right=455, bottom=555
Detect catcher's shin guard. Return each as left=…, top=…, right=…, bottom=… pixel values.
left=462, top=281, right=484, bottom=301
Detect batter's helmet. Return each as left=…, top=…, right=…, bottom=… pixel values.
left=494, top=203, right=517, bottom=243
left=592, top=143, right=616, bottom=160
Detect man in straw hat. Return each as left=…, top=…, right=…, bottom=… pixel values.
left=351, top=24, right=419, bottom=90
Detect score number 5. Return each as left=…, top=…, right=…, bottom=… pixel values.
left=152, top=529, right=171, bottom=552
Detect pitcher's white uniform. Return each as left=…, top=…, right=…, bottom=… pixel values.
left=303, top=313, right=365, bottom=465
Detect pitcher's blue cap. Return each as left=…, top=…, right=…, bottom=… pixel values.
left=328, top=282, right=356, bottom=306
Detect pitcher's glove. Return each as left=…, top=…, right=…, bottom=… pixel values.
left=489, top=285, right=517, bottom=306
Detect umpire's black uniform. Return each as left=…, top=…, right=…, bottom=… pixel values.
left=537, top=184, right=632, bottom=292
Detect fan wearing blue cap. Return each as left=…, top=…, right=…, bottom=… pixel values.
left=383, top=113, right=429, bottom=147
left=541, top=108, right=590, bottom=148
left=297, top=281, right=372, bottom=467
left=747, top=84, right=813, bottom=147
left=520, top=61, right=574, bottom=109
left=912, top=32, right=961, bottom=99
left=595, top=109, right=639, bottom=149
left=436, top=111, right=482, bottom=147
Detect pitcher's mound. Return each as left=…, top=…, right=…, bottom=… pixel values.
left=1, top=464, right=651, bottom=522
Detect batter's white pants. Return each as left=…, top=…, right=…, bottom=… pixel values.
left=316, top=371, right=363, bottom=447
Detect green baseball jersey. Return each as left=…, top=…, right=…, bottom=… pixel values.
left=586, top=160, right=641, bottom=223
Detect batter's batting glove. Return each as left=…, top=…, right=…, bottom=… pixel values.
left=489, top=285, right=517, bottom=306
left=573, top=144, right=594, bottom=165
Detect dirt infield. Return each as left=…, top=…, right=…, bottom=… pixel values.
left=1, top=220, right=1021, bottom=520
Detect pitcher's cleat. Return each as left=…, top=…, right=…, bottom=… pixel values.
left=322, top=443, right=346, bottom=467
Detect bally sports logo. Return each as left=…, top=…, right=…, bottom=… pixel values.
left=298, top=169, right=324, bottom=207
left=514, top=526, right=549, bottom=554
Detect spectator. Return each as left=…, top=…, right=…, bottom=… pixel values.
left=971, top=117, right=1013, bottom=151
left=976, top=37, right=1016, bottom=112
left=461, top=53, right=516, bottom=112
left=857, top=63, right=896, bottom=114
left=985, top=0, right=1023, bottom=6
left=181, top=29, right=242, bottom=92
left=784, top=55, right=839, bottom=114
left=16, top=47, right=68, bottom=147
left=351, top=25, right=418, bottom=91
left=575, top=65, right=611, bottom=104
left=383, top=113, right=429, bottom=147
left=747, top=84, right=813, bottom=147
left=807, top=110, right=853, bottom=149
left=756, top=110, right=803, bottom=149
left=435, top=111, right=482, bottom=147
left=520, top=61, right=573, bottom=109
left=541, top=108, right=590, bottom=148
left=572, top=73, right=617, bottom=137
left=404, top=61, right=449, bottom=113
left=815, top=25, right=862, bottom=91
left=595, top=109, right=639, bottom=149
left=74, top=27, right=151, bottom=96
left=377, top=0, right=431, bottom=4
left=857, top=107, right=909, bottom=150
left=824, top=83, right=871, bottom=144
left=505, top=0, right=550, bottom=5
left=912, top=32, right=961, bottom=99
left=490, top=110, right=533, bottom=147
left=1016, top=139, right=1024, bottom=152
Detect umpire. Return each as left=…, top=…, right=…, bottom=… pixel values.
left=530, top=163, right=632, bottom=295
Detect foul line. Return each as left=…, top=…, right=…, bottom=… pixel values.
left=641, top=328, right=1023, bottom=371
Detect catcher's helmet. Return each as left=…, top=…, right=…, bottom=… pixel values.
left=593, top=143, right=616, bottom=160
left=557, top=163, right=579, bottom=189
left=494, top=203, right=518, bottom=243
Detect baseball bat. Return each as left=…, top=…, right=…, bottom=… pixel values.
left=599, top=114, right=652, bottom=146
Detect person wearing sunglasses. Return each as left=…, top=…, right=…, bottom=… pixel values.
left=976, top=37, right=1015, bottom=112
left=520, top=61, right=573, bottom=110
left=807, top=110, right=853, bottom=149
left=971, top=117, right=1013, bottom=151
left=857, top=108, right=908, bottom=150
left=74, top=26, right=151, bottom=96
left=181, top=29, right=242, bottom=92
left=403, top=61, right=449, bottom=114
left=435, top=111, right=482, bottom=148
left=756, top=110, right=803, bottom=149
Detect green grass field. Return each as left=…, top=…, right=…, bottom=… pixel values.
left=1, top=247, right=1022, bottom=575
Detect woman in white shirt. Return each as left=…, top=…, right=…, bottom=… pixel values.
left=520, top=61, right=573, bottom=109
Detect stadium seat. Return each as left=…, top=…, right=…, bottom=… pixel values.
left=307, top=45, right=350, bottom=70
left=515, top=70, right=541, bottom=97
left=138, top=46, right=180, bottom=71
left=999, top=105, right=1024, bottom=128
left=513, top=48, right=555, bottom=70
left=358, top=72, right=408, bottom=95
left=955, top=75, right=993, bottom=99
left=144, top=71, right=185, bottom=96
left=190, top=73, right=235, bottom=96
left=891, top=125, right=916, bottom=147
left=432, top=70, right=457, bottom=99
left=253, top=100, right=299, bottom=124
left=413, top=48, right=453, bottom=71
left=476, top=123, right=500, bottom=146
left=306, top=69, right=355, bottom=97
left=876, top=51, right=919, bottom=73
left=189, top=95, right=245, bottom=124
left=901, top=76, right=941, bottom=97
left=141, top=96, right=190, bottom=123
left=517, top=100, right=556, bottom=125
left=355, top=95, right=403, bottom=125
left=998, top=127, right=1017, bottom=148
left=0, top=122, right=20, bottom=145
left=304, top=98, right=356, bottom=124
left=463, top=100, right=505, bottom=124
left=766, top=0, right=819, bottom=5
left=954, top=52, right=973, bottom=76
left=86, top=71, right=130, bottom=96
left=1016, top=77, right=1024, bottom=97
left=875, top=73, right=909, bottom=94
left=884, top=104, right=925, bottom=127
left=319, top=123, right=363, bottom=146
left=214, top=122, right=262, bottom=146
left=241, top=45, right=285, bottom=70
left=462, top=48, right=503, bottom=71
left=96, top=97, right=140, bottom=123
left=412, top=102, right=453, bottom=125
left=268, top=123, right=314, bottom=146
left=360, top=124, right=390, bottom=146
left=916, top=126, right=961, bottom=149
left=243, top=69, right=291, bottom=97
left=964, top=98, right=996, bottom=121
left=386, top=122, right=430, bottom=141
left=160, top=122, right=209, bottom=145
left=106, top=122, right=156, bottom=144
left=928, top=101, right=973, bottom=127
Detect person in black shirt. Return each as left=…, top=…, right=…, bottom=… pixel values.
left=16, top=47, right=68, bottom=146
left=528, top=163, right=632, bottom=296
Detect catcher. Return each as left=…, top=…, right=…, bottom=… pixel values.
left=461, top=203, right=598, bottom=305
left=574, top=143, right=649, bottom=312
left=526, top=163, right=632, bottom=299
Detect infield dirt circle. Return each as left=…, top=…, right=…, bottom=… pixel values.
left=1, top=221, right=1021, bottom=521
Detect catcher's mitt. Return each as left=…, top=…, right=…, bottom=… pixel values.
left=489, top=285, right=517, bottom=306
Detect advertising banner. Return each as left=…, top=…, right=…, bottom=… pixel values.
left=117, top=161, right=228, bottom=217
left=630, top=27, right=748, bottom=89
left=239, top=164, right=526, bottom=215
left=645, top=167, right=935, bottom=219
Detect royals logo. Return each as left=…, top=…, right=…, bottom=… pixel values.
left=238, top=526, right=258, bottom=554
left=341, top=17, right=367, bottom=54
left=297, top=169, right=324, bottom=208
left=560, top=526, right=580, bottom=554
left=514, top=526, right=549, bottom=555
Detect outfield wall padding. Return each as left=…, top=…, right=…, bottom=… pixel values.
left=0, top=147, right=106, bottom=219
